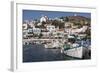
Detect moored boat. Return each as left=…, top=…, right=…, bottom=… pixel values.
left=63, top=46, right=83, bottom=58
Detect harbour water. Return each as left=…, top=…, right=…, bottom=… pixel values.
left=23, top=44, right=80, bottom=62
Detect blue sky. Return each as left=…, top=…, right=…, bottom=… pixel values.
left=23, top=10, right=91, bottom=22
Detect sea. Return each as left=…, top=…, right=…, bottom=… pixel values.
left=23, top=44, right=79, bottom=62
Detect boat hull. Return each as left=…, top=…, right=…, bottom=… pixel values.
left=64, top=46, right=83, bottom=58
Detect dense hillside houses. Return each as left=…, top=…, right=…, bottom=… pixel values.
left=22, top=14, right=91, bottom=40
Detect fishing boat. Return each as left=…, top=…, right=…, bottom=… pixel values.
left=63, top=40, right=91, bottom=59
left=62, top=34, right=84, bottom=58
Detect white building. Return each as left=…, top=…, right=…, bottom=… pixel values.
left=64, top=22, right=73, bottom=28
left=23, top=23, right=28, bottom=30
left=81, top=25, right=88, bottom=32
left=29, top=21, right=35, bottom=27
left=23, top=29, right=28, bottom=38
left=40, top=16, right=46, bottom=23
left=33, top=28, right=41, bottom=35
left=27, top=28, right=33, bottom=33
left=42, top=32, right=50, bottom=38
left=64, top=28, right=73, bottom=35
left=71, top=25, right=88, bottom=34
left=40, top=15, right=49, bottom=23
left=53, top=30, right=64, bottom=38
left=46, top=25, right=55, bottom=32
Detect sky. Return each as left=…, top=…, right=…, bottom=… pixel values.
left=23, top=10, right=91, bottom=22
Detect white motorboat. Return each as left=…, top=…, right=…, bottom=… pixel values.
left=44, top=43, right=53, bottom=48
left=44, top=40, right=61, bottom=49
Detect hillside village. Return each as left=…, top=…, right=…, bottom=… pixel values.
left=22, top=15, right=91, bottom=40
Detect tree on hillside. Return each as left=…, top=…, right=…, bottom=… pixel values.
left=52, top=20, right=65, bottom=29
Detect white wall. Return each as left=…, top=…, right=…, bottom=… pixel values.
left=0, top=0, right=100, bottom=73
